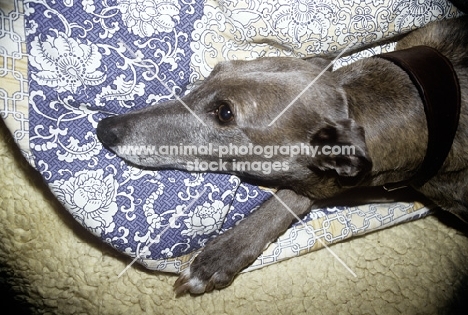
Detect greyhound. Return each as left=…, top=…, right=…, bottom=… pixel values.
left=96, top=17, right=468, bottom=295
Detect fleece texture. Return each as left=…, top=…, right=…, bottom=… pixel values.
left=2, top=120, right=468, bottom=314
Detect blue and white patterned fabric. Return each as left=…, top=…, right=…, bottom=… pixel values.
left=26, top=0, right=275, bottom=268
left=21, top=0, right=461, bottom=273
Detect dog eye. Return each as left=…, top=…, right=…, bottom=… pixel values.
left=215, top=103, right=234, bottom=123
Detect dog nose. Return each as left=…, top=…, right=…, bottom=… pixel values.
left=96, top=117, right=121, bottom=147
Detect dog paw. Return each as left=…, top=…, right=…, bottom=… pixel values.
left=173, top=265, right=234, bottom=296
left=173, top=231, right=257, bottom=296
left=173, top=268, right=206, bottom=296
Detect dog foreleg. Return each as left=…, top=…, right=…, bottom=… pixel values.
left=173, top=189, right=314, bottom=295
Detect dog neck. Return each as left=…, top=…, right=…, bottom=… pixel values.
left=376, top=46, right=461, bottom=190
left=341, top=46, right=460, bottom=189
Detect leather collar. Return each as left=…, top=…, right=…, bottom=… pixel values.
left=375, top=45, right=461, bottom=191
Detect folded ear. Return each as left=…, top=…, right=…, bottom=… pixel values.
left=309, top=119, right=372, bottom=179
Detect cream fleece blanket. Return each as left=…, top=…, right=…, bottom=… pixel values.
left=2, top=0, right=468, bottom=313
left=2, top=121, right=468, bottom=314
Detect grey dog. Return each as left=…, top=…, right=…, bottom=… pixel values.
left=97, top=17, right=468, bottom=295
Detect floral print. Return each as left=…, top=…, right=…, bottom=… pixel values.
left=118, top=0, right=180, bottom=37
left=182, top=200, right=230, bottom=237
left=272, top=0, right=336, bottom=42
left=393, top=0, right=448, bottom=29
left=29, top=33, right=106, bottom=93
left=51, top=170, right=118, bottom=236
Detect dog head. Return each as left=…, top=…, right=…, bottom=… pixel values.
left=97, top=57, right=371, bottom=188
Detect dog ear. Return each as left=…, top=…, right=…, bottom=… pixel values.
left=309, top=119, right=372, bottom=179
